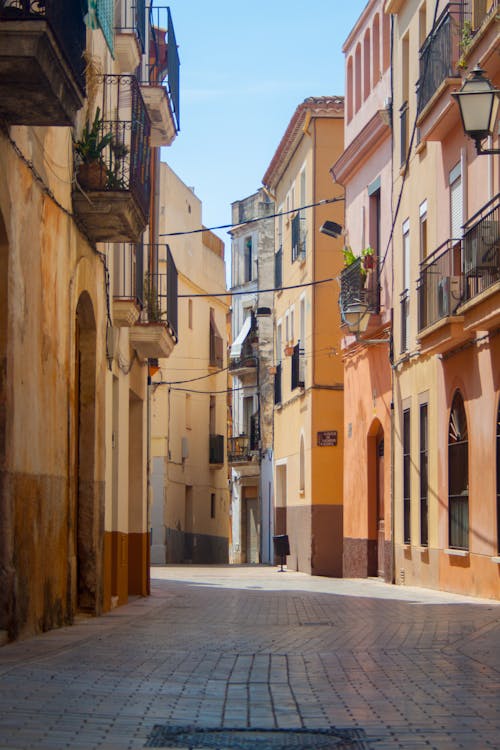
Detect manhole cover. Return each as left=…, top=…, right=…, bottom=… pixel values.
left=145, top=726, right=371, bottom=749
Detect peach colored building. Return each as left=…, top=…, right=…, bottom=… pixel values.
left=331, top=0, right=394, bottom=581
left=263, top=97, right=345, bottom=576
left=388, top=0, right=499, bottom=598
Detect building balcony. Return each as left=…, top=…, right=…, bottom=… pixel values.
left=339, top=256, right=381, bottom=333
left=228, top=427, right=259, bottom=465
left=209, top=434, right=224, bottom=466
left=129, top=246, right=178, bottom=359
left=461, top=194, right=500, bottom=332
left=139, top=5, right=179, bottom=147
left=0, top=0, right=85, bottom=126
left=112, top=243, right=141, bottom=327
left=229, top=314, right=258, bottom=375
left=417, top=239, right=470, bottom=355
left=416, top=1, right=499, bottom=143
left=114, top=0, right=146, bottom=74
left=72, top=75, right=151, bottom=243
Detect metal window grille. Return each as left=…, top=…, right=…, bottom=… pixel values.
left=448, top=392, right=469, bottom=550
left=403, top=408, right=411, bottom=544
left=420, top=403, right=429, bottom=547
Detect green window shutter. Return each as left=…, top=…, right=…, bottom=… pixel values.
left=96, top=0, right=114, bottom=55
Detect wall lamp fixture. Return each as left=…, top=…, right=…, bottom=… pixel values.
left=341, top=299, right=391, bottom=345
left=319, top=220, right=343, bottom=238
left=452, top=65, right=500, bottom=155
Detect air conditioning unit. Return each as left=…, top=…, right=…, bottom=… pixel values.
left=478, top=219, right=499, bottom=269
left=438, top=276, right=461, bottom=317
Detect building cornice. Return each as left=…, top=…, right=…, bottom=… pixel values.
left=262, top=96, right=344, bottom=190
left=330, top=109, right=391, bottom=184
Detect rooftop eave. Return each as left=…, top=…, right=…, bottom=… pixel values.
left=331, top=110, right=391, bottom=184
left=263, top=97, right=344, bottom=190
left=384, top=0, right=405, bottom=13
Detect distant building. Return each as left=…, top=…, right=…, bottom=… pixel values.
left=150, top=163, right=229, bottom=565
left=228, top=189, right=275, bottom=564
left=263, top=97, right=345, bottom=576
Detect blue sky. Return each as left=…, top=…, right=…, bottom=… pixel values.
left=162, top=1, right=369, bottom=249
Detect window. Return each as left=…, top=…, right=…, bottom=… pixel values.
left=299, top=296, right=306, bottom=352
left=209, top=395, right=216, bottom=435
left=449, top=163, right=462, bottom=241
left=401, top=220, right=410, bottom=353
left=403, top=408, right=411, bottom=544
left=285, top=311, right=290, bottom=344
left=400, top=34, right=410, bottom=166
left=347, top=56, right=354, bottom=122
left=188, top=298, right=193, bottom=329
left=276, top=321, right=282, bottom=362
left=420, top=403, right=428, bottom=546
left=355, top=43, right=362, bottom=112
left=186, top=394, right=191, bottom=430
left=372, top=14, right=380, bottom=85
left=210, top=493, right=216, bottom=519
left=448, top=391, right=469, bottom=550
left=419, top=3, right=427, bottom=48
left=290, top=307, right=295, bottom=343
left=244, top=237, right=253, bottom=282
left=363, top=29, right=371, bottom=100
left=419, top=200, right=428, bottom=260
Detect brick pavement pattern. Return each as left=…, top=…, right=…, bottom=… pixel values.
left=0, top=566, right=498, bottom=749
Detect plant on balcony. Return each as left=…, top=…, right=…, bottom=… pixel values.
left=106, top=137, right=129, bottom=189
left=74, top=107, right=112, bottom=189
left=458, top=20, right=473, bottom=70
left=361, top=246, right=375, bottom=271
left=143, top=273, right=162, bottom=323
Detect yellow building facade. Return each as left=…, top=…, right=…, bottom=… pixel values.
left=0, top=1, right=180, bottom=639
left=150, top=164, right=229, bottom=564
left=263, top=97, right=345, bottom=576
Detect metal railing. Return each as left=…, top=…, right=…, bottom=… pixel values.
left=0, top=0, right=86, bottom=92
left=462, top=194, right=500, bottom=302
left=142, top=245, right=178, bottom=339
left=115, top=0, right=146, bottom=52
left=148, top=4, right=180, bottom=132
left=417, top=239, right=463, bottom=330
left=209, top=434, right=224, bottom=465
left=339, top=257, right=380, bottom=321
left=227, top=419, right=259, bottom=463
left=417, top=5, right=459, bottom=114
left=77, top=75, right=151, bottom=219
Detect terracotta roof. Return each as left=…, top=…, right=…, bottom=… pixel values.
left=262, top=96, right=344, bottom=190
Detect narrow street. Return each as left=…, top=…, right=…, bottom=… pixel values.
left=0, top=566, right=498, bottom=750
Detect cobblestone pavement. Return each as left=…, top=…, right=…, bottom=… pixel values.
left=0, top=566, right=499, bottom=750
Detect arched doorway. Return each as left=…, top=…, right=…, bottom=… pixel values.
left=74, top=292, right=98, bottom=612
left=367, top=420, right=385, bottom=578
left=0, top=210, right=12, bottom=635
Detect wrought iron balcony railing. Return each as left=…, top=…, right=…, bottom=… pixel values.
left=418, top=239, right=463, bottom=330
left=115, top=0, right=146, bottom=52
left=209, top=434, right=224, bottom=465
left=228, top=420, right=259, bottom=463
left=339, top=257, right=380, bottom=322
left=0, top=0, right=86, bottom=93
left=75, top=76, right=151, bottom=218
left=147, top=4, right=180, bottom=132
left=417, top=5, right=460, bottom=114
left=462, top=194, right=500, bottom=302
left=141, top=245, right=178, bottom=339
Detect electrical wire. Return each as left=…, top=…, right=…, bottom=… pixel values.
left=159, top=196, right=345, bottom=237
left=178, top=276, right=337, bottom=298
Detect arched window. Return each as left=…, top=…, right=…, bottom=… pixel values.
left=372, top=14, right=380, bottom=85
left=347, top=56, right=353, bottom=123
left=448, top=392, right=469, bottom=550
left=363, top=29, right=371, bottom=100
left=299, top=435, right=305, bottom=493
left=382, top=12, right=391, bottom=71
left=355, top=43, right=362, bottom=113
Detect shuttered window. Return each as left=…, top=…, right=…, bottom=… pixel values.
left=97, top=0, right=114, bottom=55
left=449, top=162, right=462, bottom=241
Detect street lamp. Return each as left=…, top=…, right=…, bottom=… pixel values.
left=342, top=300, right=370, bottom=334
left=452, top=65, right=500, bottom=155
left=319, top=220, right=343, bottom=238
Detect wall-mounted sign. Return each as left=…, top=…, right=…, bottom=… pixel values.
left=317, top=430, right=337, bottom=446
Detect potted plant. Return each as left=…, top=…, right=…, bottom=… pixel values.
left=74, top=107, right=112, bottom=190
left=106, top=137, right=129, bottom=190
left=361, top=246, right=375, bottom=271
